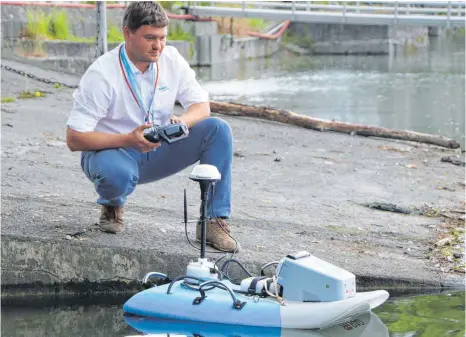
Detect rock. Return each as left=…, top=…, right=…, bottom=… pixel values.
left=454, top=253, right=462, bottom=259
left=435, top=237, right=453, bottom=247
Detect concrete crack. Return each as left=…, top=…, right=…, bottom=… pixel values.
left=2, top=268, right=62, bottom=281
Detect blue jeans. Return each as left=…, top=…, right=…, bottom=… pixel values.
left=80, top=117, right=233, bottom=218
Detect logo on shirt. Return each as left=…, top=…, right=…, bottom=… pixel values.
left=158, top=85, right=169, bottom=92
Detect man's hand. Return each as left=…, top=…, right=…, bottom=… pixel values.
left=170, top=115, right=183, bottom=124
left=127, top=123, right=161, bottom=153
left=170, top=102, right=210, bottom=129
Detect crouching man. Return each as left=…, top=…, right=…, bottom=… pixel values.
left=66, top=1, right=239, bottom=252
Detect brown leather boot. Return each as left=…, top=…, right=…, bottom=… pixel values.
left=196, top=218, right=240, bottom=252
left=99, top=205, right=124, bottom=234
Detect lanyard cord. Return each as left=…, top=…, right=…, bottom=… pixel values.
left=119, top=44, right=159, bottom=123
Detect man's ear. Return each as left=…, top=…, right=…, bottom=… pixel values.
left=122, top=26, right=130, bottom=40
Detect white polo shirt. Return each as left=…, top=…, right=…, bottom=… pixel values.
left=67, top=43, right=209, bottom=134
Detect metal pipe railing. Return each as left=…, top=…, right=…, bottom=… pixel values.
left=196, top=1, right=465, bottom=15
left=186, top=1, right=465, bottom=27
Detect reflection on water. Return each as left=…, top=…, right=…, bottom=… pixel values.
left=374, top=291, right=466, bottom=337
left=124, top=311, right=387, bottom=337
left=197, top=35, right=465, bottom=143
left=1, top=291, right=464, bottom=337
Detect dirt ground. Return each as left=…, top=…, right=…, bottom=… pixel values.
left=1, top=59, right=465, bottom=294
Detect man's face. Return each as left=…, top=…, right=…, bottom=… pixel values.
left=124, top=25, right=167, bottom=63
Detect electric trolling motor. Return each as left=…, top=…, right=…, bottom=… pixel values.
left=185, top=164, right=222, bottom=280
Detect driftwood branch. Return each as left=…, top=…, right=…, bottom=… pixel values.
left=209, top=101, right=460, bottom=149
left=441, top=156, right=465, bottom=166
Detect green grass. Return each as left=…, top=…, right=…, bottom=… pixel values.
left=18, top=90, right=44, bottom=99
left=107, top=23, right=124, bottom=43
left=325, top=225, right=360, bottom=235
left=50, top=9, right=70, bottom=40
left=247, top=18, right=268, bottom=31
left=25, top=9, right=123, bottom=43
left=26, top=9, right=52, bottom=39
left=282, top=30, right=314, bottom=48
left=1, top=97, right=16, bottom=103
left=168, top=23, right=195, bottom=42
left=159, top=1, right=185, bottom=11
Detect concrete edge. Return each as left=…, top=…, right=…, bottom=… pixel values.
left=1, top=234, right=460, bottom=297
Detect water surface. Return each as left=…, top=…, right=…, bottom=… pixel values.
left=2, top=291, right=464, bottom=337
left=198, top=35, right=465, bottom=144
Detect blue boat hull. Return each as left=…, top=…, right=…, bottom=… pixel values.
left=123, top=280, right=389, bottom=329
left=123, top=281, right=281, bottom=327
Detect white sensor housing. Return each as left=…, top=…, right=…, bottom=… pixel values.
left=189, top=164, right=221, bottom=182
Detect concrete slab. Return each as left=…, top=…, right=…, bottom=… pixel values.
left=1, top=60, right=464, bottom=297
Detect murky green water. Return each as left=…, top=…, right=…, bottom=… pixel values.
left=198, top=35, right=465, bottom=144
left=2, top=291, right=464, bottom=337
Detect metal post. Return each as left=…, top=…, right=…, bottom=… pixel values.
left=97, top=1, right=108, bottom=56
left=447, top=1, right=452, bottom=28
left=343, top=1, right=347, bottom=22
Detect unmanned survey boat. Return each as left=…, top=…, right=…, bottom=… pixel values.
left=123, top=165, right=389, bottom=330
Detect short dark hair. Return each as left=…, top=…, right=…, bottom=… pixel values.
left=123, top=1, right=169, bottom=32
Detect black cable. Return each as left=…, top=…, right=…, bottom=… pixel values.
left=220, top=258, right=254, bottom=285
left=213, top=254, right=228, bottom=281
left=209, top=183, right=244, bottom=282
left=182, top=280, right=215, bottom=292
left=182, top=179, right=244, bottom=283
left=183, top=187, right=230, bottom=255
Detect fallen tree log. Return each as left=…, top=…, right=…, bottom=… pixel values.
left=209, top=101, right=461, bottom=149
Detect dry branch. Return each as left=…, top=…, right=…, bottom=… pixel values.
left=209, top=101, right=460, bottom=149
left=441, top=156, right=465, bottom=166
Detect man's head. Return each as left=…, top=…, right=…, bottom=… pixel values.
left=122, top=1, right=169, bottom=63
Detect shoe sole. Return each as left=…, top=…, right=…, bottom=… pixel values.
left=98, top=226, right=124, bottom=234
left=195, top=238, right=240, bottom=253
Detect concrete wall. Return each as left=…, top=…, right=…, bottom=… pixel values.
left=1, top=39, right=196, bottom=75
left=197, top=35, right=280, bottom=66
left=1, top=4, right=280, bottom=74
left=289, top=22, right=429, bottom=55
left=1, top=4, right=126, bottom=40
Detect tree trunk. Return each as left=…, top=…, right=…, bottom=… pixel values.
left=209, top=101, right=461, bottom=149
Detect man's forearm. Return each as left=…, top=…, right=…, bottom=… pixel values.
left=179, top=102, right=210, bottom=128
left=66, top=127, right=130, bottom=152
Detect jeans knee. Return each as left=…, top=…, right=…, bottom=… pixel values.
left=93, top=166, right=138, bottom=200
left=206, top=117, right=233, bottom=142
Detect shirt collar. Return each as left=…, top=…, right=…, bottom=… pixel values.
left=122, top=43, right=155, bottom=75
